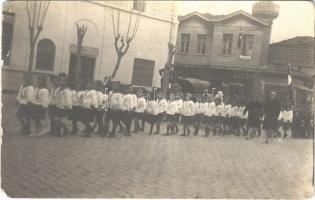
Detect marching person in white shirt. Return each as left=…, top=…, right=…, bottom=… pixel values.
left=165, top=93, right=178, bottom=136
left=16, top=73, right=35, bottom=135
left=146, top=92, right=159, bottom=135
left=275, top=106, right=284, bottom=138
left=68, top=81, right=83, bottom=135
left=193, top=95, right=205, bottom=136
left=134, top=88, right=147, bottom=133
left=121, top=86, right=134, bottom=136
left=238, top=104, right=248, bottom=136
left=222, top=99, right=232, bottom=136
left=230, top=100, right=240, bottom=135
left=108, top=81, right=124, bottom=137
left=47, top=75, right=60, bottom=136
left=156, top=91, right=168, bottom=134
left=80, top=81, right=98, bottom=137
left=54, top=73, right=72, bottom=137
left=174, top=94, right=183, bottom=134
left=29, top=76, right=50, bottom=136
left=282, top=105, right=293, bottom=139
left=94, top=80, right=108, bottom=136
left=180, top=93, right=195, bottom=136
left=204, top=96, right=215, bottom=136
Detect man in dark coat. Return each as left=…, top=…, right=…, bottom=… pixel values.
left=263, top=91, right=281, bottom=143
left=244, top=94, right=263, bottom=139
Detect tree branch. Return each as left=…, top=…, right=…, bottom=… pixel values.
left=118, top=36, right=125, bottom=54
left=114, top=34, right=120, bottom=54
left=126, top=9, right=133, bottom=40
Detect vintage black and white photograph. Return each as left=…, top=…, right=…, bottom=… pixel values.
left=1, top=0, right=314, bottom=199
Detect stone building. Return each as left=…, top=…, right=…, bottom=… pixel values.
left=268, top=36, right=314, bottom=106
left=174, top=1, right=284, bottom=98
left=1, top=1, right=177, bottom=91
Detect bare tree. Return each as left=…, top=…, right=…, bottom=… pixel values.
left=26, top=0, right=50, bottom=72
left=74, top=23, right=88, bottom=83
left=110, top=6, right=141, bottom=78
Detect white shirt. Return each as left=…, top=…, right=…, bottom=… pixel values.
left=98, top=93, right=108, bottom=110
left=56, top=88, right=72, bottom=109
left=231, top=106, right=239, bottom=117
left=122, top=94, right=134, bottom=111
left=194, top=102, right=205, bottom=114
left=71, top=90, right=81, bottom=107
left=278, top=111, right=283, bottom=121
left=216, top=103, right=225, bottom=116
left=166, top=100, right=178, bottom=115
left=131, top=94, right=138, bottom=109
left=16, top=85, right=35, bottom=105
left=135, top=97, right=147, bottom=113
left=238, top=106, right=247, bottom=119
left=175, top=99, right=183, bottom=113
left=109, top=92, right=124, bottom=111
left=222, top=104, right=232, bottom=117
left=49, top=87, right=60, bottom=106
left=82, top=90, right=98, bottom=109
left=205, top=102, right=217, bottom=116
left=282, top=110, right=293, bottom=123
left=157, top=98, right=168, bottom=113
left=181, top=100, right=195, bottom=116
left=34, top=88, right=50, bottom=108
left=147, top=100, right=159, bottom=115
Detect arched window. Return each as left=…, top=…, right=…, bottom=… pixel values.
left=35, top=39, right=55, bottom=71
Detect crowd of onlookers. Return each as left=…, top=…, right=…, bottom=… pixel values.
left=14, top=72, right=314, bottom=142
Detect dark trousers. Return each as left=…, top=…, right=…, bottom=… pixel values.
left=193, top=114, right=203, bottom=135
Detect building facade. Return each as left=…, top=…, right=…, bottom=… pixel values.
left=2, top=1, right=177, bottom=91
left=268, top=36, right=314, bottom=107
left=174, top=1, right=285, bottom=99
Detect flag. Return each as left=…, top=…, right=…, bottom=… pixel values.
left=237, top=26, right=243, bottom=49
left=288, top=63, right=295, bottom=108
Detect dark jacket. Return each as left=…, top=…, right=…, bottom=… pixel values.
left=263, top=98, right=281, bottom=130
left=244, top=99, right=263, bottom=127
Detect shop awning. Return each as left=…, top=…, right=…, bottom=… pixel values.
left=177, top=77, right=210, bottom=94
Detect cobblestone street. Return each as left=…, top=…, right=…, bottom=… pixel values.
left=1, top=95, right=314, bottom=198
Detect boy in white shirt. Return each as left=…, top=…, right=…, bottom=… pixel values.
left=108, top=81, right=124, bottom=137
left=174, top=95, right=183, bottom=134
left=94, top=80, right=107, bottom=136
left=156, top=92, right=168, bottom=134
left=165, top=93, right=178, bottom=136
left=122, top=86, right=134, bottom=136
left=80, top=81, right=98, bottom=137
left=29, top=76, right=50, bottom=136
left=230, top=101, right=239, bottom=135
left=55, top=73, right=72, bottom=137
left=47, top=75, right=60, bottom=135
left=238, top=104, right=248, bottom=136
left=193, top=96, right=204, bottom=136
left=146, top=92, right=159, bottom=135
left=134, top=88, right=147, bottom=133
left=180, top=93, right=195, bottom=136
left=222, top=100, right=232, bottom=136
left=275, top=107, right=284, bottom=138
left=282, top=105, right=293, bottom=139
left=16, top=73, right=35, bottom=135
left=68, top=81, right=82, bottom=135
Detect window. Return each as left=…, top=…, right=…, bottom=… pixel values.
left=132, top=58, right=155, bottom=87
left=35, top=39, right=55, bottom=71
left=222, top=34, right=233, bottom=56
left=197, top=34, right=207, bottom=54
left=241, top=34, right=254, bottom=57
left=2, top=12, right=15, bottom=65
left=133, top=0, right=145, bottom=12
left=180, top=33, right=190, bottom=53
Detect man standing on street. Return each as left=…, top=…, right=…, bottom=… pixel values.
left=263, top=91, right=281, bottom=143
